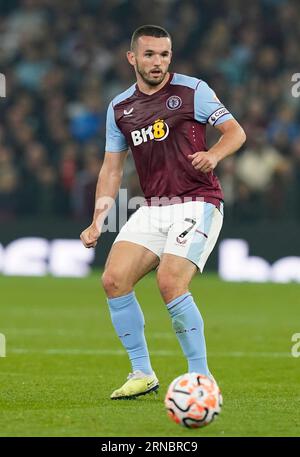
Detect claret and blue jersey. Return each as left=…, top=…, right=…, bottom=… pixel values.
left=105, top=73, right=234, bottom=204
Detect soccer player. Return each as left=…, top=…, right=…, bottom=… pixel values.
left=80, top=25, right=246, bottom=399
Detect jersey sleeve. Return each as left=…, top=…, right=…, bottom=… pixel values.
left=194, top=81, right=234, bottom=126
left=105, top=101, right=128, bottom=152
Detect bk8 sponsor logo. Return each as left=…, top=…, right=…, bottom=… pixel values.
left=131, top=118, right=169, bottom=146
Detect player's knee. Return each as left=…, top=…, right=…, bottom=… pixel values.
left=101, top=270, right=120, bottom=296
left=101, top=270, right=131, bottom=297
left=157, top=271, right=184, bottom=303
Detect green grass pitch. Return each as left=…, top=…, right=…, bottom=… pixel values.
left=0, top=272, right=300, bottom=437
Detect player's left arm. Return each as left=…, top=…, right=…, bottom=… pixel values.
left=189, top=80, right=246, bottom=173
left=188, top=118, right=246, bottom=173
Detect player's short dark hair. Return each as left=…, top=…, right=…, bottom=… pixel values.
left=131, top=25, right=172, bottom=51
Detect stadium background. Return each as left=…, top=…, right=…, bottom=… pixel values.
left=1, top=0, right=300, bottom=438
left=0, top=0, right=300, bottom=272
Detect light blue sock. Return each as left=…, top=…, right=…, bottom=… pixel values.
left=167, top=292, right=210, bottom=375
left=107, top=291, right=153, bottom=375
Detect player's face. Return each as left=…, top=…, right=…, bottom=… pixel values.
left=127, top=36, right=172, bottom=87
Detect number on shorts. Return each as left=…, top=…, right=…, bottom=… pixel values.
left=178, top=218, right=196, bottom=239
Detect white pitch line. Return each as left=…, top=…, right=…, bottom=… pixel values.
left=0, top=329, right=175, bottom=338
left=7, top=348, right=292, bottom=358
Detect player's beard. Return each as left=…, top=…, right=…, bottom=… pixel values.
left=136, top=61, right=168, bottom=87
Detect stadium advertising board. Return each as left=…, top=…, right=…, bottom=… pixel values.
left=0, top=237, right=299, bottom=283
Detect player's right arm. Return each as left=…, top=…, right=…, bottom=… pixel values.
left=80, top=100, right=128, bottom=248
left=80, top=150, right=128, bottom=248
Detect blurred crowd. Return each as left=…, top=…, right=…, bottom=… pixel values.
left=0, top=0, right=300, bottom=223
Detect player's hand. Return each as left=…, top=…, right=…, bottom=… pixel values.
left=187, top=151, right=218, bottom=173
left=80, top=222, right=100, bottom=248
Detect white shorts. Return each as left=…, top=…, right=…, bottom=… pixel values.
left=113, top=201, right=223, bottom=272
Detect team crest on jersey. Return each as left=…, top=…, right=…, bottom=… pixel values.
left=131, top=119, right=169, bottom=146
left=166, top=95, right=182, bottom=110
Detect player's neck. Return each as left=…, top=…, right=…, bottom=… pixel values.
left=136, top=72, right=170, bottom=95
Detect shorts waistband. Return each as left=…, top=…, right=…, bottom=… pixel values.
left=143, top=196, right=222, bottom=209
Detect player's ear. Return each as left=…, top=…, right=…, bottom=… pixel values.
left=127, top=51, right=135, bottom=67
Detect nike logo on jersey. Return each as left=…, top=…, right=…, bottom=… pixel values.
left=124, top=108, right=134, bottom=115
